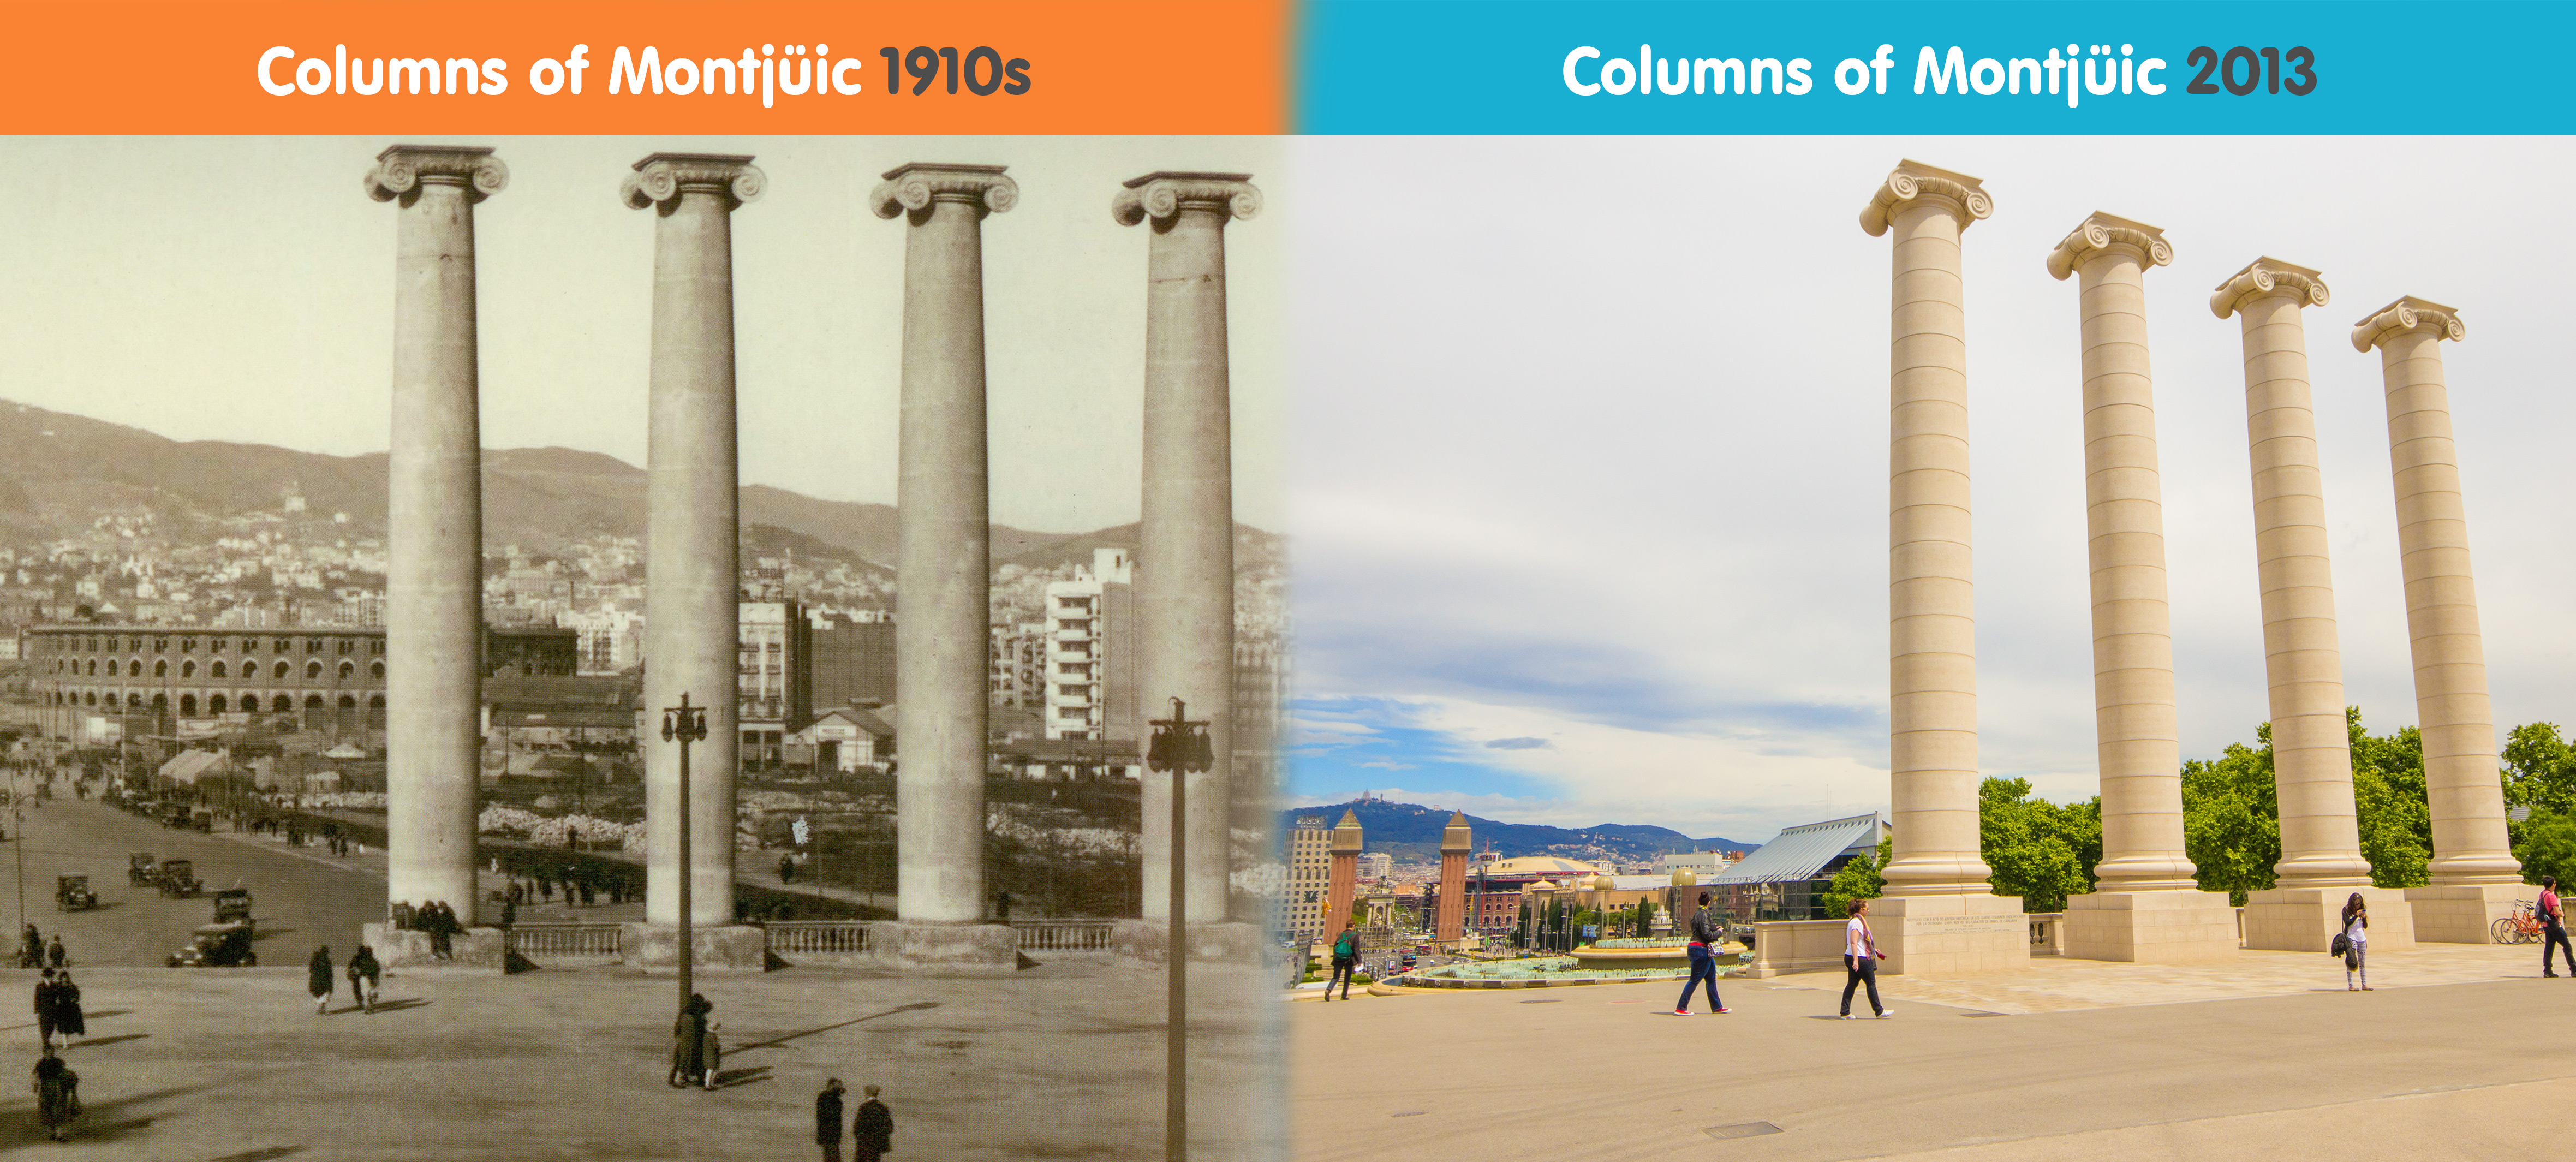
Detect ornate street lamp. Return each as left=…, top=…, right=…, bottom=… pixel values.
left=1144, top=696, right=1213, bottom=1162
left=660, top=693, right=709, bottom=1009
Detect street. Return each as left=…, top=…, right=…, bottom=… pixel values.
left=3, top=778, right=383, bottom=969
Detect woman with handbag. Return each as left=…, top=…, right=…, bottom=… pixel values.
left=1840, top=899, right=1893, bottom=1020
left=2341, top=893, right=2370, bottom=991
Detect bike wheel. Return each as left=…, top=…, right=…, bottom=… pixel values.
left=2496, top=918, right=2519, bottom=944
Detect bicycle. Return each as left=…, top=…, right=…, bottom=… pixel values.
left=2492, top=902, right=2548, bottom=945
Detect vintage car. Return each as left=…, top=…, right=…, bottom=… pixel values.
left=166, top=922, right=255, bottom=968
left=128, top=853, right=157, bottom=886
left=160, top=802, right=193, bottom=829
left=53, top=875, right=96, bottom=912
left=211, top=888, right=254, bottom=926
left=156, top=859, right=201, bottom=898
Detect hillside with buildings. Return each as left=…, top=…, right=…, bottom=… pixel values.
left=1280, top=796, right=1752, bottom=866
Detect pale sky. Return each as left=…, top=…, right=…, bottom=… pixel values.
left=1286, top=136, right=2576, bottom=844
left=0, top=136, right=1286, bottom=534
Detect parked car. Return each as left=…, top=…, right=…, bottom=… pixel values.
left=53, top=875, right=96, bottom=912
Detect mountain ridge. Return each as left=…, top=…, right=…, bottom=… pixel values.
left=1281, top=797, right=1755, bottom=866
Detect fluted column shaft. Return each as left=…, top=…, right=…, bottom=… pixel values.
left=2049, top=217, right=2196, bottom=892
left=2354, top=300, right=2518, bottom=885
left=2216, top=262, right=2371, bottom=888
left=369, top=145, right=505, bottom=925
left=1862, top=163, right=1994, bottom=897
left=876, top=165, right=1017, bottom=924
left=1118, top=173, right=1260, bottom=923
left=629, top=154, right=763, bottom=927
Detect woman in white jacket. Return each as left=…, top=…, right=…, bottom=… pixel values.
left=1840, top=899, right=1893, bottom=1020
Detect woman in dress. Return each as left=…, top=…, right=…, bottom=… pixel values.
left=2342, top=892, right=2370, bottom=992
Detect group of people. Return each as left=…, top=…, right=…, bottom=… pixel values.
left=813, top=1078, right=895, bottom=1162
left=671, top=992, right=721, bottom=1089
left=307, top=945, right=383, bottom=1014
left=17, top=925, right=65, bottom=972
left=32, top=968, right=86, bottom=1048
left=492, top=854, right=641, bottom=911
left=390, top=900, right=466, bottom=958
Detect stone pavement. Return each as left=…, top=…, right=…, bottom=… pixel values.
left=1293, top=942, right=2576, bottom=1161
left=0, top=957, right=1281, bottom=1159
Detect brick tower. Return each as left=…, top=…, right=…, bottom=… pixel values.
left=1436, top=811, right=1471, bottom=941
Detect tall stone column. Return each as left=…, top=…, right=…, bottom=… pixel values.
left=1113, top=171, right=1261, bottom=963
left=2044, top=214, right=2234, bottom=963
left=624, top=153, right=767, bottom=970
left=1435, top=811, right=1470, bottom=941
left=363, top=144, right=508, bottom=970
left=1322, top=809, right=1361, bottom=948
left=871, top=164, right=1020, bottom=970
left=1856, top=160, right=2024, bottom=975
left=2353, top=297, right=2521, bottom=942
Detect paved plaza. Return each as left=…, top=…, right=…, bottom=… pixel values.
left=1293, top=943, right=2576, bottom=1161
left=1, top=958, right=1278, bottom=1159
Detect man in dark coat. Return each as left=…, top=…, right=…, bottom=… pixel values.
left=347, top=946, right=382, bottom=1012
left=308, top=946, right=334, bottom=1014
left=32, top=969, right=58, bottom=1049
left=852, top=1084, right=892, bottom=1162
left=669, top=993, right=711, bottom=1088
left=814, top=1078, right=846, bottom=1162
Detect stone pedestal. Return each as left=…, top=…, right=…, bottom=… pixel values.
left=1112, top=919, right=1268, bottom=966
left=1870, top=893, right=2026, bottom=976
left=2243, top=886, right=2416, bottom=952
left=619, top=923, right=770, bottom=973
left=872, top=921, right=1017, bottom=974
left=2406, top=883, right=2524, bottom=944
left=2061, top=890, right=2240, bottom=963
left=362, top=923, right=506, bottom=973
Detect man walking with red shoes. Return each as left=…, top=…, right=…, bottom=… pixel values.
left=1673, top=891, right=1730, bottom=1016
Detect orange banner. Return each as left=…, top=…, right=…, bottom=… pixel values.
left=0, top=0, right=1289, bottom=134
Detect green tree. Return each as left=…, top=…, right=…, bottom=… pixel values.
left=1978, top=778, right=2100, bottom=912
left=2348, top=708, right=2430, bottom=888
left=1635, top=898, right=1656, bottom=937
left=1822, top=837, right=1890, bottom=919
left=1513, top=900, right=1531, bottom=948
left=2503, top=723, right=2576, bottom=817
left=2182, top=726, right=2282, bottom=906
left=2514, top=811, right=2576, bottom=889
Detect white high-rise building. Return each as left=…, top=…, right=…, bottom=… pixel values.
left=1042, top=547, right=1135, bottom=742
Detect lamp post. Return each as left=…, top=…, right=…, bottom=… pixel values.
left=660, top=693, right=709, bottom=1009
left=1145, top=696, right=1213, bottom=1162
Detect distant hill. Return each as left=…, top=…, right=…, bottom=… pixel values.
left=0, top=399, right=1273, bottom=566
left=1281, top=797, right=1754, bottom=866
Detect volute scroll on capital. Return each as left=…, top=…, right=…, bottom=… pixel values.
left=2045, top=212, right=2172, bottom=281
left=365, top=145, right=508, bottom=204
left=2210, top=257, right=2331, bottom=320
left=621, top=152, right=766, bottom=212
left=1858, top=159, right=1993, bottom=237
left=869, top=163, right=1018, bottom=221
left=1111, top=170, right=1260, bottom=228
left=2351, top=295, right=2465, bottom=353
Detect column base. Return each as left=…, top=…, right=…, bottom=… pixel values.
left=2243, top=886, right=2416, bottom=952
left=619, top=924, right=770, bottom=973
left=362, top=924, right=506, bottom=973
left=1870, top=893, right=2027, bottom=976
left=2405, top=883, right=2529, bottom=944
left=1740, top=919, right=1856, bottom=978
left=871, top=921, right=1018, bottom=975
left=1112, top=919, right=1267, bottom=964
left=2061, top=890, right=2240, bottom=963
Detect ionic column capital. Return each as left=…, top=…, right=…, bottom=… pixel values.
left=1111, top=170, right=1260, bottom=227
left=2352, top=295, right=2465, bottom=352
left=365, top=144, right=507, bottom=204
left=2046, top=212, right=2171, bottom=281
left=870, top=162, right=1018, bottom=221
left=1858, top=159, right=1992, bottom=237
left=622, top=152, right=765, bottom=212
left=2211, top=257, right=2331, bottom=319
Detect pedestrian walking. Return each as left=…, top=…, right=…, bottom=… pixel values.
left=348, top=945, right=381, bottom=1013
left=578, top=879, right=595, bottom=908
left=427, top=902, right=456, bottom=960
left=32, top=1046, right=77, bottom=1142
left=19, top=924, right=39, bottom=970
left=32, top=969, right=58, bottom=1050
left=52, top=972, right=82, bottom=1042
left=852, top=1084, right=893, bottom=1162
left=2542, top=875, right=2573, bottom=978
left=1324, top=927, right=1361, bottom=1002
left=44, top=935, right=65, bottom=970
left=670, top=993, right=711, bottom=1088
left=815, top=1078, right=847, bottom=1162
left=500, top=897, right=517, bottom=930
left=779, top=853, right=796, bottom=884
left=1673, top=890, right=1729, bottom=1015
left=308, top=946, right=335, bottom=1014
left=2341, top=892, right=2371, bottom=991
left=1840, top=898, right=1893, bottom=1020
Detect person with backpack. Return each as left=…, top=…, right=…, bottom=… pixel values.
left=2339, top=892, right=2370, bottom=991
left=2541, top=875, right=2572, bottom=978
left=1673, top=891, right=1729, bottom=1016
left=1324, top=927, right=1361, bottom=1002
